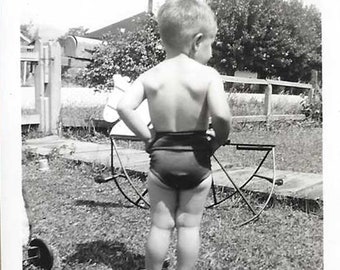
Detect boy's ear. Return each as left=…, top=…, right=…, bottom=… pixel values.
left=192, top=33, right=204, bottom=52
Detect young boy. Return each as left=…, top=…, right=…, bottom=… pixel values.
left=117, top=0, right=231, bottom=269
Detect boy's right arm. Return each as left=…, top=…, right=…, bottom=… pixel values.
left=116, top=76, right=152, bottom=144
left=207, top=69, right=231, bottom=153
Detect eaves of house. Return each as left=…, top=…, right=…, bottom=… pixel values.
left=86, top=11, right=150, bottom=40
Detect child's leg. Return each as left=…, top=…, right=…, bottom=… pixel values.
left=145, top=171, right=177, bottom=270
left=175, top=176, right=212, bottom=270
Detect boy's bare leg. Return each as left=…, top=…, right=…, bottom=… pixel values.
left=146, top=171, right=177, bottom=270
left=175, top=176, right=212, bottom=270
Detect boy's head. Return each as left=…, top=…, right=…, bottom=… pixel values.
left=157, top=0, right=217, bottom=53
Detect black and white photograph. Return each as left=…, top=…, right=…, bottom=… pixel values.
left=1, top=0, right=339, bottom=269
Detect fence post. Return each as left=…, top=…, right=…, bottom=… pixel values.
left=22, top=61, right=27, bottom=85
left=34, top=39, right=46, bottom=132
left=264, top=82, right=272, bottom=124
left=310, top=69, right=319, bottom=104
left=46, top=41, right=61, bottom=134
left=44, top=97, right=50, bottom=132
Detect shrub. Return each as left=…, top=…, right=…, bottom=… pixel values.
left=300, top=89, right=322, bottom=122
left=78, top=14, right=165, bottom=91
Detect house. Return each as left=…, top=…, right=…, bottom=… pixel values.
left=85, top=11, right=150, bottom=40
left=63, top=10, right=151, bottom=61
left=62, top=0, right=163, bottom=74
left=85, top=0, right=164, bottom=39
left=64, top=0, right=163, bottom=56
left=63, top=3, right=153, bottom=64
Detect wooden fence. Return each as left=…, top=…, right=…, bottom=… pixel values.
left=21, top=40, right=61, bottom=134
left=221, top=73, right=316, bottom=123
left=21, top=40, right=318, bottom=131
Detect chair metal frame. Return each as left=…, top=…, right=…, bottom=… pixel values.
left=95, top=127, right=283, bottom=227
left=98, top=77, right=283, bottom=226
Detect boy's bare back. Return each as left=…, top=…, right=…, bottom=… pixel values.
left=140, top=54, right=225, bottom=133
left=117, top=0, right=230, bottom=149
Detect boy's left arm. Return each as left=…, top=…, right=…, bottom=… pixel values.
left=116, top=77, right=152, bottom=144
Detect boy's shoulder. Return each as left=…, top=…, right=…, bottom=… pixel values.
left=184, top=60, right=221, bottom=80
left=192, top=64, right=222, bottom=84
left=142, top=59, right=220, bottom=80
left=201, top=65, right=221, bottom=78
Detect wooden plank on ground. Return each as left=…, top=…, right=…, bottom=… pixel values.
left=23, top=136, right=322, bottom=201
left=211, top=166, right=322, bottom=201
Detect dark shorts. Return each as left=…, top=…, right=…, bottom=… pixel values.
left=148, top=131, right=212, bottom=190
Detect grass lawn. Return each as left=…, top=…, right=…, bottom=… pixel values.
left=221, top=122, right=322, bottom=174
left=22, top=123, right=322, bottom=270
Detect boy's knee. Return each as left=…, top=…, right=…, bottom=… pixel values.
left=152, top=216, right=176, bottom=231
left=175, top=213, right=202, bottom=228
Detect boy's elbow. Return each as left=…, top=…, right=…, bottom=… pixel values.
left=211, top=115, right=231, bottom=137
left=213, top=113, right=231, bottom=127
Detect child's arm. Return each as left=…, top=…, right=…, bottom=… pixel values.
left=116, top=77, right=152, bottom=144
left=207, top=69, right=232, bottom=153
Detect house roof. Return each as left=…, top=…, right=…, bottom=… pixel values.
left=86, top=12, right=150, bottom=39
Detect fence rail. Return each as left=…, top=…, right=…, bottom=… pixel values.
left=221, top=73, right=317, bottom=123
left=221, top=75, right=312, bottom=89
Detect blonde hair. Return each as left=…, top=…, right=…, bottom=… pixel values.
left=157, top=0, right=217, bottom=51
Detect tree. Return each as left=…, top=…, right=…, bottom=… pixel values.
left=209, top=0, right=321, bottom=81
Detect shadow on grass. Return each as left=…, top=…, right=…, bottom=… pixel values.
left=65, top=240, right=145, bottom=269
left=74, top=199, right=135, bottom=209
